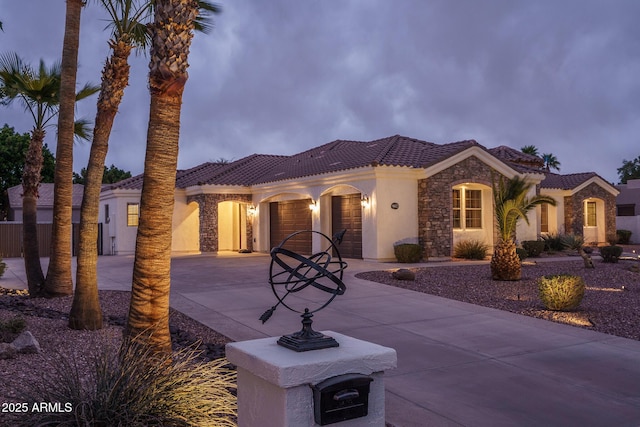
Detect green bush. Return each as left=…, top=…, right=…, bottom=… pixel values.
left=616, top=229, right=632, bottom=245
left=538, top=274, right=585, bottom=311
left=516, top=247, right=528, bottom=261
left=0, top=258, right=6, bottom=278
left=600, top=245, right=623, bottom=263
left=0, top=316, right=26, bottom=343
left=12, top=338, right=237, bottom=427
left=394, top=243, right=423, bottom=263
left=541, top=233, right=565, bottom=252
left=521, top=240, right=545, bottom=257
left=453, top=239, right=489, bottom=260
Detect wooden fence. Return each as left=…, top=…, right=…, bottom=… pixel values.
left=0, top=223, right=91, bottom=258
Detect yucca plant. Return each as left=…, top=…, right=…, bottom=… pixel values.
left=538, top=274, right=585, bottom=311
left=491, top=176, right=556, bottom=280
left=12, top=337, right=237, bottom=426
left=561, top=234, right=595, bottom=268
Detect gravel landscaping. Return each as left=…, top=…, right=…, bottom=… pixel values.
left=356, top=256, right=640, bottom=341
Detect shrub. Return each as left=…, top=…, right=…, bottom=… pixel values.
left=0, top=316, right=26, bottom=343
left=516, top=247, right=528, bottom=261
left=600, top=245, right=623, bottom=263
left=12, top=338, right=237, bottom=427
left=538, top=274, right=585, bottom=311
left=453, top=239, right=489, bottom=260
left=541, top=233, right=565, bottom=252
left=560, top=234, right=584, bottom=251
left=0, top=257, right=6, bottom=278
left=617, top=229, right=632, bottom=245
left=521, top=240, right=545, bottom=257
left=394, top=243, right=423, bottom=263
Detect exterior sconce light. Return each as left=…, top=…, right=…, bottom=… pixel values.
left=309, top=200, right=318, bottom=211
left=247, top=205, right=256, bottom=216
left=360, top=194, right=370, bottom=208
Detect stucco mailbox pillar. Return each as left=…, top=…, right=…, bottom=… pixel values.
left=226, top=331, right=397, bottom=427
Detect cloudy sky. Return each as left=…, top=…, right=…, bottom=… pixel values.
left=1, top=0, right=639, bottom=184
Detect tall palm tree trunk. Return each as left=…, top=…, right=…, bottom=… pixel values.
left=126, top=0, right=198, bottom=354
left=70, top=41, right=132, bottom=330
left=22, top=128, right=46, bottom=296
left=45, top=0, right=83, bottom=297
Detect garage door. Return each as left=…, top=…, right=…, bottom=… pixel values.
left=270, top=199, right=312, bottom=254
left=332, top=194, right=362, bottom=259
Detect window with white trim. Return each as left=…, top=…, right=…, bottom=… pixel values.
left=540, top=203, right=549, bottom=233
left=585, top=201, right=596, bottom=227
left=127, top=203, right=139, bottom=227
left=452, top=189, right=482, bottom=229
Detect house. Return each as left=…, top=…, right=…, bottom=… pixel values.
left=616, top=178, right=640, bottom=244
left=98, top=135, right=619, bottom=260
left=7, top=183, right=84, bottom=222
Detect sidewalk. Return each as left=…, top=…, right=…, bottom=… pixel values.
left=2, top=253, right=640, bottom=426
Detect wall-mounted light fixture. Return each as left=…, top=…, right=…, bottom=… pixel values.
left=360, top=194, right=370, bottom=208
left=247, top=205, right=256, bottom=216
left=309, top=200, right=318, bottom=211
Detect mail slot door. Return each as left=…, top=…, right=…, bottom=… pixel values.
left=312, top=373, right=373, bottom=425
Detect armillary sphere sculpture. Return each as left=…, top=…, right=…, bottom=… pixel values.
left=260, top=229, right=348, bottom=352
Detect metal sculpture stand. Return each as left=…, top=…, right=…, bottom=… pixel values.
left=261, top=229, right=348, bottom=352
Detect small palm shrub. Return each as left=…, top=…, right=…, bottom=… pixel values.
left=13, top=337, right=237, bottom=427
left=538, top=274, right=585, bottom=311
left=453, top=239, right=489, bottom=260
left=0, top=257, right=6, bottom=278
left=600, top=245, right=623, bottom=263
left=394, top=243, right=423, bottom=263
left=522, top=240, right=545, bottom=257
left=0, top=316, right=26, bottom=343
left=616, top=229, right=632, bottom=245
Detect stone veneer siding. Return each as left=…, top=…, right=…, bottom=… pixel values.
left=418, top=156, right=505, bottom=257
left=186, top=193, right=253, bottom=252
left=564, top=183, right=616, bottom=243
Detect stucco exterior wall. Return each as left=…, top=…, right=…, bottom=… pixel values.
left=172, top=190, right=200, bottom=254
left=99, top=190, right=142, bottom=255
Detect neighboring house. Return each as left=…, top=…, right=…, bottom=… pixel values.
left=616, top=178, right=640, bottom=244
left=99, top=135, right=619, bottom=260
left=7, top=183, right=84, bottom=222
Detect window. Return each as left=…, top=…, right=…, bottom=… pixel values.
left=104, top=204, right=110, bottom=223
left=127, top=203, right=139, bottom=227
left=617, top=204, right=635, bottom=217
left=540, top=203, right=549, bottom=233
left=585, top=201, right=596, bottom=227
left=452, top=188, right=482, bottom=229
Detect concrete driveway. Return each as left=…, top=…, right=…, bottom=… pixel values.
left=3, top=253, right=640, bottom=426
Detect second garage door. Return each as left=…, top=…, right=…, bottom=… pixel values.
left=270, top=199, right=312, bottom=254
left=332, top=194, right=362, bottom=259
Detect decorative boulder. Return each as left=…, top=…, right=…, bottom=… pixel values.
left=392, top=268, right=415, bottom=281
left=12, top=331, right=41, bottom=354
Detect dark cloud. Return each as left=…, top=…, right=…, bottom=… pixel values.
left=1, top=0, right=638, bottom=182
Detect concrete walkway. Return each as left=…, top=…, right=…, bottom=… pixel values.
left=2, top=253, right=640, bottom=426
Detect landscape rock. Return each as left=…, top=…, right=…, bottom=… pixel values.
left=392, top=268, right=416, bottom=281
left=0, top=342, right=17, bottom=359
left=12, top=331, right=40, bottom=354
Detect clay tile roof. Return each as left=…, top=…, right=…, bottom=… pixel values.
left=488, top=145, right=544, bottom=168
left=540, top=172, right=598, bottom=190
left=7, top=183, right=84, bottom=208
left=185, top=154, right=289, bottom=187
left=254, top=135, right=441, bottom=183
left=419, top=139, right=481, bottom=167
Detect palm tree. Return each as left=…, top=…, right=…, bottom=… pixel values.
left=70, top=0, right=219, bottom=330
left=125, top=0, right=201, bottom=353
left=70, top=0, right=151, bottom=331
left=542, top=153, right=561, bottom=172
left=490, top=176, right=556, bottom=281
left=45, top=0, right=85, bottom=297
left=0, top=55, right=61, bottom=296
left=521, top=145, right=539, bottom=157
